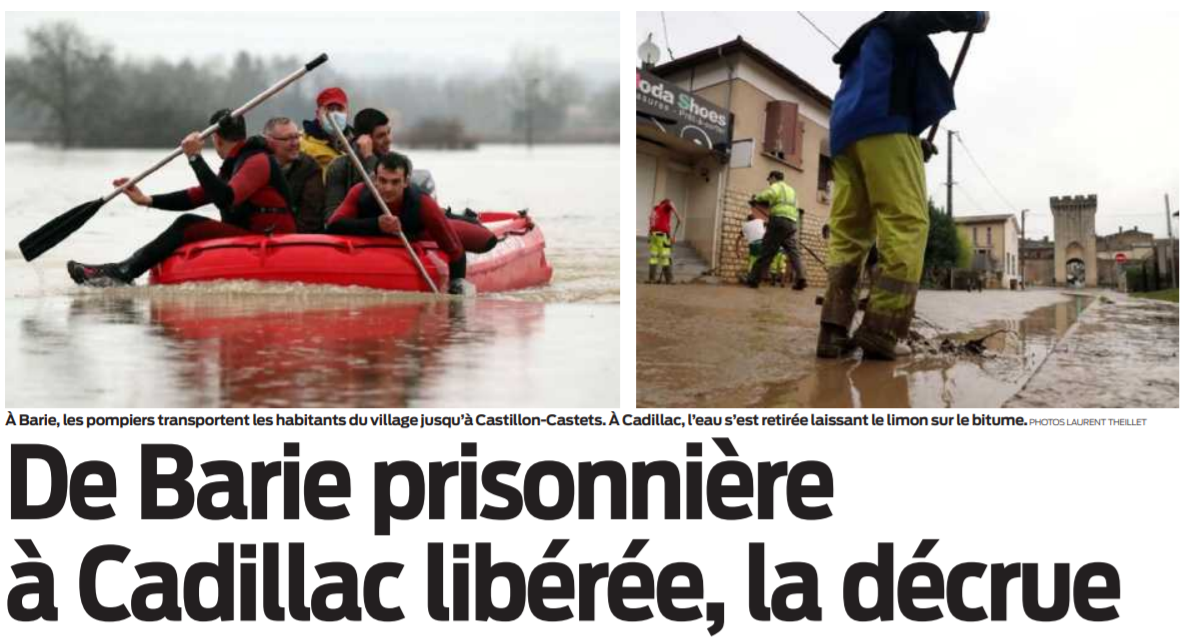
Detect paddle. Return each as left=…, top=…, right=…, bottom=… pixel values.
left=18, top=53, right=330, bottom=262
left=323, top=115, right=442, bottom=295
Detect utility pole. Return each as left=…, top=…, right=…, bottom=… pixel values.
left=1021, top=208, right=1028, bottom=289
left=946, top=129, right=955, bottom=217
left=1166, top=193, right=1177, bottom=289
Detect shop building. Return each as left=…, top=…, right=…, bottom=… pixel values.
left=637, top=37, right=834, bottom=284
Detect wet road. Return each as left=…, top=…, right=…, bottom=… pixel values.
left=1006, top=294, right=1179, bottom=408
left=636, top=285, right=1176, bottom=408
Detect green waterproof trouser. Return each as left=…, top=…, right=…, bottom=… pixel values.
left=821, top=133, right=928, bottom=338
left=649, top=232, right=672, bottom=267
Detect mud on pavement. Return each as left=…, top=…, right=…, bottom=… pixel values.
left=636, top=285, right=1176, bottom=408
left=1005, top=295, right=1179, bottom=408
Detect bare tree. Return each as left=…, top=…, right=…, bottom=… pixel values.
left=504, top=47, right=581, bottom=143
left=7, top=22, right=117, bottom=148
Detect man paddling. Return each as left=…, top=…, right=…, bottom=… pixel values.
left=67, top=109, right=296, bottom=287
left=327, top=152, right=475, bottom=294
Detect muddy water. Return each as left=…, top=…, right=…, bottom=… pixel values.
left=636, top=285, right=1103, bottom=409
left=5, top=144, right=619, bottom=407
left=783, top=295, right=1092, bottom=409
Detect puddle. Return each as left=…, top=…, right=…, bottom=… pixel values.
left=763, top=295, right=1094, bottom=408
left=634, top=286, right=1146, bottom=409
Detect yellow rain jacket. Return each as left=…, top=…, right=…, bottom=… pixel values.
left=300, top=132, right=341, bottom=173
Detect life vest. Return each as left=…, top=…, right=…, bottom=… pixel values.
left=357, top=184, right=428, bottom=239
left=217, top=136, right=295, bottom=227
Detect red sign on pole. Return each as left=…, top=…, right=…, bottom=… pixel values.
left=1115, top=252, right=1128, bottom=264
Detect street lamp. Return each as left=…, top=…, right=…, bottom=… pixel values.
left=639, top=34, right=661, bottom=70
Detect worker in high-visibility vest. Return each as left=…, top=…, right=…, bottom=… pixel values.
left=746, top=171, right=807, bottom=290
left=648, top=198, right=683, bottom=284
left=818, top=11, right=989, bottom=360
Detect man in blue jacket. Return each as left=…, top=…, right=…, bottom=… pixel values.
left=817, top=11, right=989, bottom=360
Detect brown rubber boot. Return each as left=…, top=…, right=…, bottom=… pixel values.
left=852, top=325, right=899, bottom=361
left=816, top=322, right=854, bottom=359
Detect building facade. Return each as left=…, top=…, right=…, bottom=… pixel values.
left=1021, top=237, right=1056, bottom=286
left=637, top=37, right=834, bottom=285
left=1021, top=194, right=1178, bottom=289
left=954, top=214, right=1021, bottom=289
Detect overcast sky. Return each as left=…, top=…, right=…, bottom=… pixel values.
left=6, top=11, right=619, bottom=84
left=637, top=11, right=1181, bottom=240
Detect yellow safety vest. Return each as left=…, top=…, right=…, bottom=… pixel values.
left=756, top=181, right=798, bottom=222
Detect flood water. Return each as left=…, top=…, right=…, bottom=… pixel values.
left=5, top=143, right=620, bottom=407
left=785, top=295, right=1092, bottom=408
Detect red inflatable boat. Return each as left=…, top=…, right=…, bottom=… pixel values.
left=149, top=212, right=552, bottom=293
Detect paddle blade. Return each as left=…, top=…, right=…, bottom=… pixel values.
left=19, top=198, right=106, bottom=262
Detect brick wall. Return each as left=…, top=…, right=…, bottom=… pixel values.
left=716, top=187, right=830, bottom=287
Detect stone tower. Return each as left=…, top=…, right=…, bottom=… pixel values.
left=1051, top=194, right=1098, bottom=286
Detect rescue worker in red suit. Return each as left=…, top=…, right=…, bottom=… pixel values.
left=326, top=151, right=495, bottom=294
left=68, top=109, right=296, bottom=286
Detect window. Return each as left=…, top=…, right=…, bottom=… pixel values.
left=973, top=228, right=979, bottom=245
left=987, top=227, right=993, bottom=246
left=763, top=101, right=803, bottom=166
left=817, top=153, right=833, bottom=203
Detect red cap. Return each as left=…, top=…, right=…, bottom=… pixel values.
left=316, top=87, right=348, bottom=109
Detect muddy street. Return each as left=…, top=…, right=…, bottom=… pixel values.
left=636, top=285, right=1178, bottom=408
left=1005, top=295, right=1179, bottom=408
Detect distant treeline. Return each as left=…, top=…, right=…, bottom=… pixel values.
left=5, top=22, right=619, bottom=149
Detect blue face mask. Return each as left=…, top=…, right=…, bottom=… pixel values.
left=322, top=111, right=348, bottom=133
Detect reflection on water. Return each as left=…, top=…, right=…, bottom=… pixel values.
left=785, top=295, right=1091, bottom=409
left=7, top=287, right=618, bottom=408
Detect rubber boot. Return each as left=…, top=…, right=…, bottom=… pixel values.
left=662, top=265, right=674, bottom=284
left=116, top=247, right=159, bottom=281
left=647, top=264, right=658, bottom=284
left=792, top=279, right=808, bottom=291
left=816, top=322, right=854, bottom=359
left=852, top=325, right=900, bottom=361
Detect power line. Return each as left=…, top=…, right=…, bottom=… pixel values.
left=953, top=131, right=1017, bottom=211
left=954, top=183, right=991, bottom=214
left=796, top=12, right=841, bottom=50
left=660, top=12, right=676, bottom=61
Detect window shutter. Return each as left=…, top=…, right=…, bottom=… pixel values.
left=763, top=101, right=799, bottom=161
left=789, top=117, right=804, bottom=167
